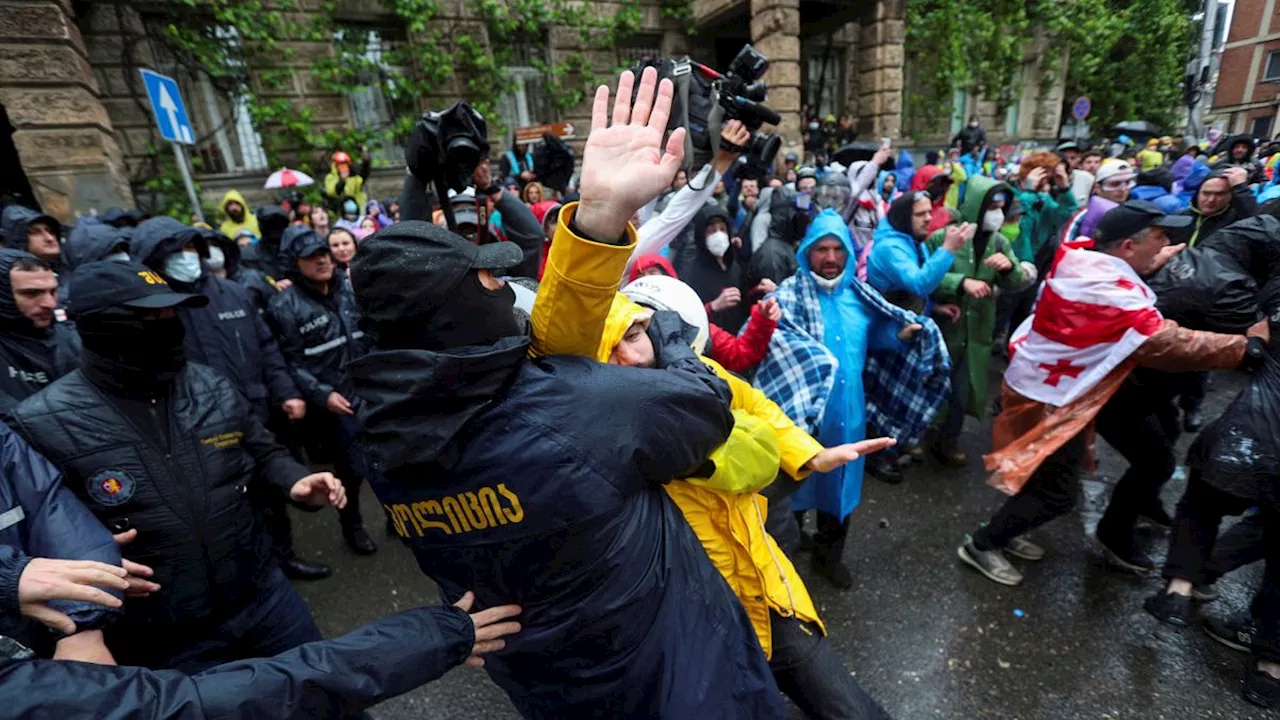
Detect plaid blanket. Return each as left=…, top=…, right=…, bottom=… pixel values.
left=755, top=270, right=951, bottom=445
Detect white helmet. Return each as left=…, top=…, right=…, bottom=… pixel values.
left=621, top=274, right=711, bottom=356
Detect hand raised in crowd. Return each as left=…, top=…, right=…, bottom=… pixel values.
left=18, top=557, right=128, bottom=634
left=983, top=253, right=1014, bottom=272
left=290, top=472, right=348, bottom=509
left=941, top=222, right=974, bottom=252
left=961, top=278, right=992, bottom=299
left=453, top=591, right=522, bottom=668
left=326, top=391, right=354, bottom=416
left=1053, top=164, right=1070, bottom=188
left=710, top=287, right=742, bottom=312
left=806, top=437, right=897, bottom=473
left=282, top=398, right=307, bottom=420
left=112, top=529, right=161, bottom=598
left=898, top=323, right=923, bottom=342
left=871, top=147, right=892, bottom=168
left=1149, top=243, right=1186, bottom=275
left=755, top=278, right=777, bottom=296
left=932, top=303, right=961, bottom=324
left=575, top=67, right=687, bottom=241
left=1023, top=167, right=1047, bottom=192
left=275, top=278, right=293, bottom=291
left=1224, top=166, right=1248, bottom=187
left=714, top=120, right=751, bottom=174
left=473, top=158, right=494, bottom=194
left=759, top=297, right=782, bottom=322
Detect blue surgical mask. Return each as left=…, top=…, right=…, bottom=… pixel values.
left=164, top=250, right=202, bottom=283
left=105, top=251, right=130, bottom=263
left=794, top=193, right=811, bottom=211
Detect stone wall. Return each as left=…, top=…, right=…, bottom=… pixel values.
left=1, top=0, right=133, bottom=221
left=856, top=0, right=904, bottom=139
left=15, top=0, right=682, bottom=214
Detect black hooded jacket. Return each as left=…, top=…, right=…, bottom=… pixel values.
left=0, top=205, right=58, bottom=255
left=1212, top=133, right=1267, bottom=185
left=678, top=205, right=749, bottom=333
left=0, top=249, right=80, bottom=415
left=265, top=226, right=367, bottom=409
left=1170, top=169, right=1258, bottom=247
left=200, top=229, right=280, bottom=313
left=62, top=221, right=130, bottom=307
left=131, top=218, right=299, bottom=421
left=248, top=206, right=290, bottom=278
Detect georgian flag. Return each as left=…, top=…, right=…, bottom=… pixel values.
left=1005, top=240, right=1163, bottom=408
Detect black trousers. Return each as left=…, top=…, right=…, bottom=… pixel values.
left=1251, top=507, right=1280, bottom=662
left=973, top=381, right=1177, bottom=552
left=1178, top=371, right=1208, bottom=415
left=939, top=354, right=970, bottom=441
left=769, top=612, right=891, bottom=720
left=1205, top=510, right=1266, bottom=584
left=796, top=511, right=852, bottom=564
left=323, top=413, right=367, bottom=530
left=1161, top=470, right=1256, bottom=586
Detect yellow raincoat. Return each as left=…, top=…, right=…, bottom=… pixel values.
left=218, top=190, right=260, bottom=240
left=532, top=203, right=826, bottom=657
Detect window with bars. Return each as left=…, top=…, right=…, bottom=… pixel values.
left=496, top=36, right=554, bottom=140
left=802, top=43, right=846, bottom=120
left=141, top=19, right=268, bottom=175
left=333, top=25, right=413, bottom=166
left=618, top=36, right=663, bottom=67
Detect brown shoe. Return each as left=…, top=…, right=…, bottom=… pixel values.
left=932, top=438, right=967, bottom=467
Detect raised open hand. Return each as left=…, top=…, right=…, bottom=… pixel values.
left=575, top=67, right=688, bottom=241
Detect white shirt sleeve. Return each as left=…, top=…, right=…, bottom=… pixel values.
left=624, top=164, right=723, bottom=281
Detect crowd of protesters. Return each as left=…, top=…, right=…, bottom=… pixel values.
left=7, top=64, right=1280, bottom=719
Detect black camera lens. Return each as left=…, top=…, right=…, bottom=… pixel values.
left=749, top=132, right=781, bottom=168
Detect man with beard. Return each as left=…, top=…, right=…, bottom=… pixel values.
left=218, top=191, right=259, bottom=242
left=7, top=260, right=346, bottom=670
left=0, top=250, right=80, bottom=413
left=756, top=207, right=951, bottom=588
left=961, top=201, right=1263, bottom=586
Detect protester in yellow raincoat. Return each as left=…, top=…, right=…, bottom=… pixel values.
left=532, top=194, right=895, bottom=718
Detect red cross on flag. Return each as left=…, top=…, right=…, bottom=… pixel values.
left=1005, top=241, right=1163, bottom=407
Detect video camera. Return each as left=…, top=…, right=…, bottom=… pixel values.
left=406, top=103, right=489, bottom=232
left=635, top=44, right=782, bottom=178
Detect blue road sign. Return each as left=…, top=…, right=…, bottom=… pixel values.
left=139, top=69, right=195, bottom=145
left=1071, top=96, right=1092, bottom=122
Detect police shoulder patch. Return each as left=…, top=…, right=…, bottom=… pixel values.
left=87, top=469, right=135, bottom=506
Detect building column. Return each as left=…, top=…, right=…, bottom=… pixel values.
left=749, top=0, right=802, bottom=152
left=857, top=0, right=905, bottom=140
left=0, top=0, right=132, bottom=221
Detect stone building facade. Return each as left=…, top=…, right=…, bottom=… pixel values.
left=3, top=0, right=1065, bottom=224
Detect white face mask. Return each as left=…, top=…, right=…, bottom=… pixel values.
left=705, top=230, right=730, bottom=258
left=982, top=208, right=1006, bottom=232
left=205, top=245, right=226, bottom=271
left=164, top=250, right=203, bottom=283
left=105, top=251, right=130, bottom=263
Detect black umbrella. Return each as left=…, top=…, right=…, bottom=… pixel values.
left=1110, top=121, right=1161, bottom=138
left=832, top=142, right=895, bottom=170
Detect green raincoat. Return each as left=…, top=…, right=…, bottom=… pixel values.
left=926, top=175, right=1027, bottom=418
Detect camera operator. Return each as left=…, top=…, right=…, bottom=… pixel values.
left=469, top=159, right=545, bottom=278
left=623, top=119, right=752, bottom=280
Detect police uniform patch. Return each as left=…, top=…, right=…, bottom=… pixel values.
left=87, top=469, right=135, bottom=506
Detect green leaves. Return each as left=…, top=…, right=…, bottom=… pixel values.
left=905, top=0, right=1192, bottom=135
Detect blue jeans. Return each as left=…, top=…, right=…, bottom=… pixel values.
left=113, top=568, right=323, bottom=673
left=770, top=611, right=893, bottom=720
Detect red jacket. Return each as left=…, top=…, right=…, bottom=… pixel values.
left=708, top=302, right=777, bottom=374
left=910, top=164, right=954, bottom=233
left=627, top=254, right=776, bottom=373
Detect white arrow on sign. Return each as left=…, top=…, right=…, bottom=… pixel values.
left=159, top=84, right=193, bottom=143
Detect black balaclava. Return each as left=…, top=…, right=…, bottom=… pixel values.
left=369, top=272, right=519, bottom=351
left=78, top=309, right=187, bottom=393
left=887, top=191, right=927, bottom=238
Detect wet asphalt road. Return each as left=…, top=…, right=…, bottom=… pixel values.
left=288, top=369, right=1273, bottom=719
